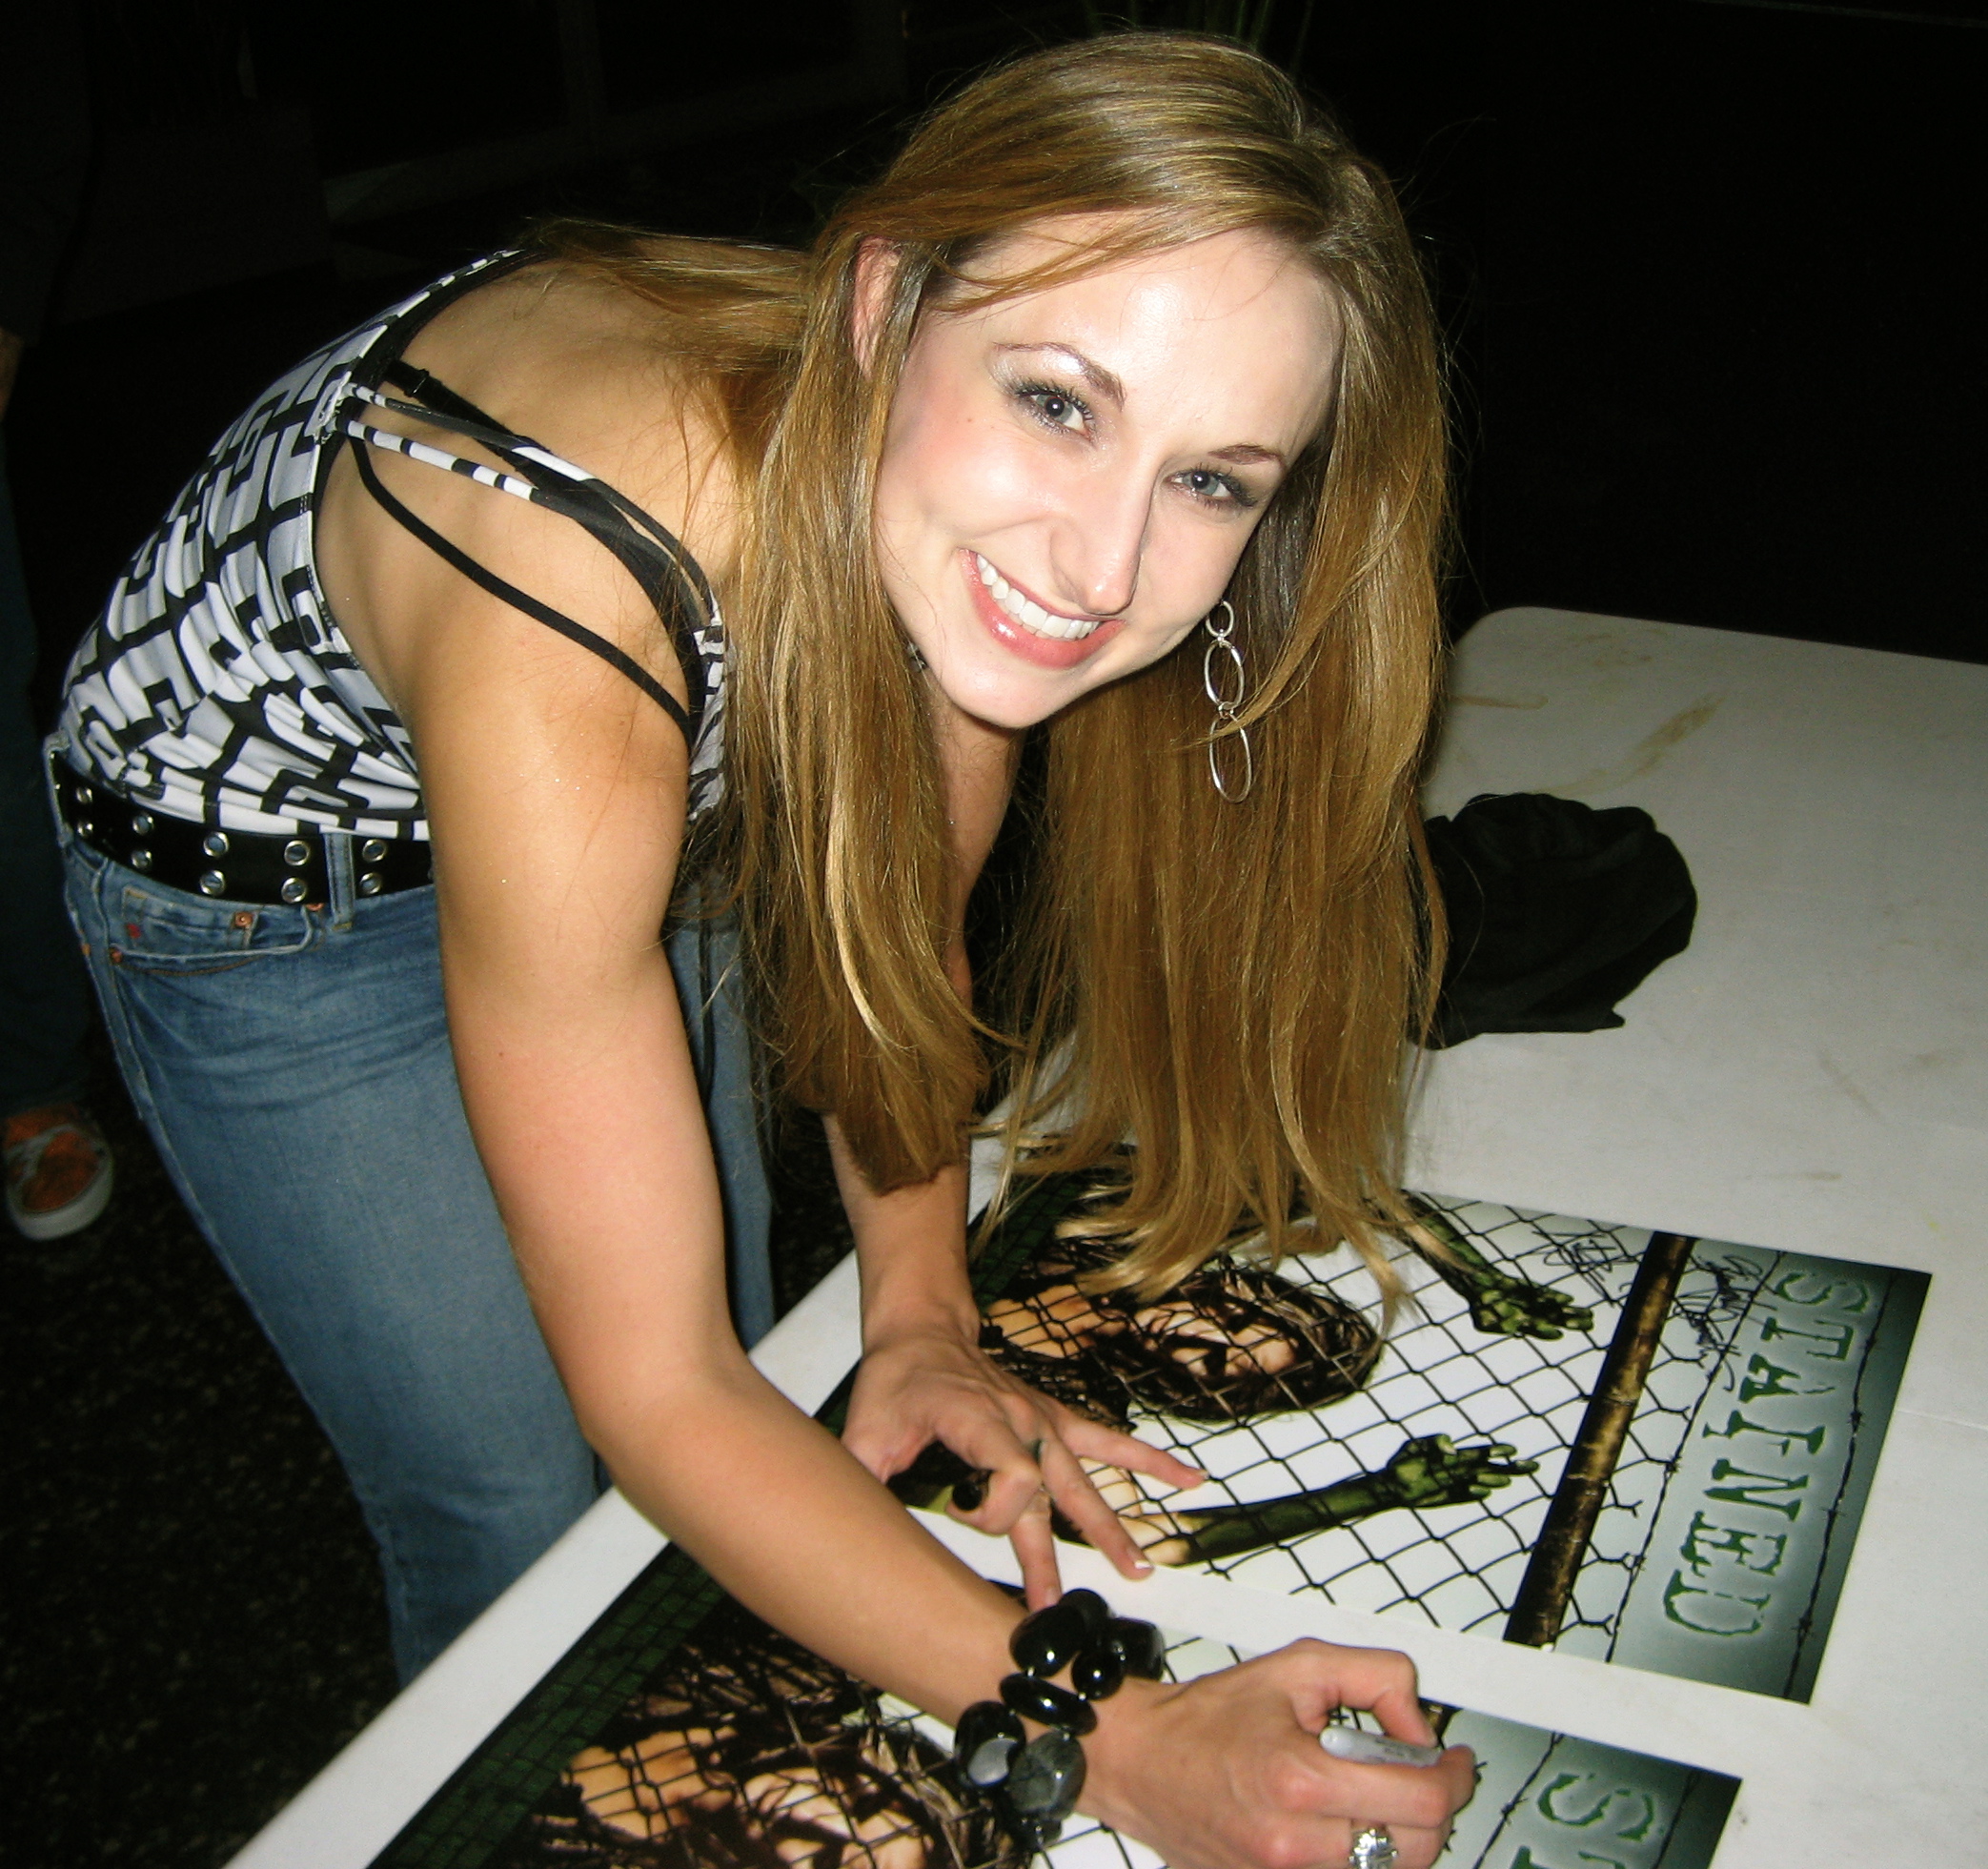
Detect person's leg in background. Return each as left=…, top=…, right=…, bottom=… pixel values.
left=0, top=428, right=112, bottom=1239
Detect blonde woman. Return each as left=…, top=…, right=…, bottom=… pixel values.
left=54, top=35, right=1471, bottom=1866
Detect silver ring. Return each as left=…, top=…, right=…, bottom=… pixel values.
left=1349, top=1826, right=1398, bottom=1869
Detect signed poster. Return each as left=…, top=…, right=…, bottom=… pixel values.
left=938, top=1181, right=1924, bottom=1700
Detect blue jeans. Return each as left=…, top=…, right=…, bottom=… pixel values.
left=57, top=783, right=771, bottom=1680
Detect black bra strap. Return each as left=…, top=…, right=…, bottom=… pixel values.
left=351, top=442, right=692, bottom=742
left=379, top=362, right=712, bottom=610
left=366, top=362, right=715, bottom=728
left=381, top=359, right=505, bottom=431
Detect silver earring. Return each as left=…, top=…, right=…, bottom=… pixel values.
left=1202, top=600, right=1253, bottom=802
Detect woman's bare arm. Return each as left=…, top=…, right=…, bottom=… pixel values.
left=321, top=392, right=1041, bottom=1721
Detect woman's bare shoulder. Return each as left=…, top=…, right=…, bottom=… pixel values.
left=398, top=259, right=733, bottom=539
left=318, top=258, right=740, bottom=728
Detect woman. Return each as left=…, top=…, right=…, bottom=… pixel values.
left=53, top=34, right=1470, bottom=1868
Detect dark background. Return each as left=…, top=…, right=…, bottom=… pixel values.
left=10, top=0, right=1985, bottom=710
left=5, top=3, right=1983, bottom=1864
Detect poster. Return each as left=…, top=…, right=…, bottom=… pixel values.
left=936, top=1181, right=1925, bottom=1701
left=369, top=1174, right=1920, bottom=1867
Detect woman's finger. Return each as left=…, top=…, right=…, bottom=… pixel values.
left=1005, top=1483, right=1065, bottom=1610
left=1233, top=1646, right=1477, bottom=1859
left=1250, top=1816, right=1455, bottom=1869
left=1036, top=1435, right=1157, bottom=1580
left=1241, top=1813, right=1349, bottom=1869
left=1303, top=1754, right=1473, bottom=1833
left=1334, top=1818, right=1457, bottom=1869
left=1261, top=1636, right=1431, bottom=1737
left=1054, top=1410, right=1207, bottom=1492
left=975, top=1432, right=1063, bottom=1535
left=933, top=1410, right=1054, bottom=1538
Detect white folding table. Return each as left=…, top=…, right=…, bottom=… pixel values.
left=230, top=608, right=1988, bottom=1868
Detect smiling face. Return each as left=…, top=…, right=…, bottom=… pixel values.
left=866, top=223, right=1344, bottom=732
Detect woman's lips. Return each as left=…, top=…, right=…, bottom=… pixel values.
left=960, top=551, right=1125, bottom=670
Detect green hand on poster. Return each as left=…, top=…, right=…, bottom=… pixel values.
left=1404, top=1200, right=1596, bottom=1339
left=1113, top=1433, right=1540, bottom=1566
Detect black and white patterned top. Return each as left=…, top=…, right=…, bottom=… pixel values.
left=58, top=252, right=727, bottom=839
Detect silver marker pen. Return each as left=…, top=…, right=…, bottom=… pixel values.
left=1318, top=1726, right=1446, bottom=1768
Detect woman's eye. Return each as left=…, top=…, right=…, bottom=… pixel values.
left=1017, top=383, right=1089, bottom=433
left=1179, top=468, right=1252, bottom=507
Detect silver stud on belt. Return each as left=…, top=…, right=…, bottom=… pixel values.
left=358, top=837, right=389, bottom=898
left=281, top=840, right=312, bottom=904
left=194, top=828, right=233, bottom=892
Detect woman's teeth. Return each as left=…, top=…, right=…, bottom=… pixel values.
left=974, top=553, right=1101, bottom=641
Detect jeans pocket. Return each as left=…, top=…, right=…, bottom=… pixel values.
left=104, top=873, right=320, bottom=975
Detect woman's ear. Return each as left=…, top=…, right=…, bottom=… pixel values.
left=850, top=238, right=903, bottom=374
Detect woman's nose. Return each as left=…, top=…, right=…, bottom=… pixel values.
left=1048, top=474, right=1150, bottom=619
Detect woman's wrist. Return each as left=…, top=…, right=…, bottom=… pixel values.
left=831, top=1120, right=977, bottom=1339
left=949, top=1587, right=1169, bottom=1848
left=854, top=1225, right=982, bottom=1351
left=1074, top=1674, right=1171, bottom=1836
left=860, top=1287, right=983, bottom=1353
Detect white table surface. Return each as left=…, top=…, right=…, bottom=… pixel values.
left=231, top=608, right=1988, bottom=1868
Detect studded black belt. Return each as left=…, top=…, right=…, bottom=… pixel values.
left=52, top=758, right=433, bottom=906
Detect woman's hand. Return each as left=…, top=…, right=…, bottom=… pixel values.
left=1085, top=1639, right=1475, bottom=1869
left=842, top=1319, right=1205, bottom=1605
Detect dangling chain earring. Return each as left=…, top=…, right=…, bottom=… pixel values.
left=1202, top=600, right=1254, bottom=802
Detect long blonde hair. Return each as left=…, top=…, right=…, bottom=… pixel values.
left=543, top=33, right=1447, bottom=1296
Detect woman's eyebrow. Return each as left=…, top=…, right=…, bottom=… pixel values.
left=1209, top=442, right=1287, bottom=468
left=995, top=341, right=1126, bottom=407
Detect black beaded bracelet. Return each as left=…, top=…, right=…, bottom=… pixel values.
left=952, top=1589, right=1166, bottom=1850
